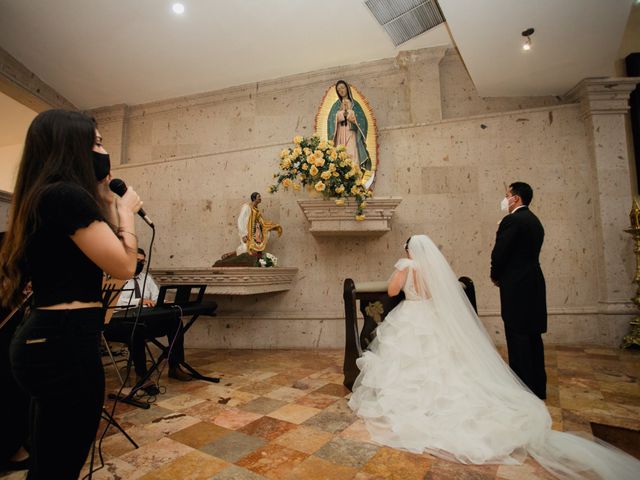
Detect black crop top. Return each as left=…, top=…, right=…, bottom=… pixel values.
left=26, top=182, right=105, bottom=307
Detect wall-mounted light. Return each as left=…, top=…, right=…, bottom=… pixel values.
left=521, top=27, right=534, bottom=51
left=172, top=3, right=185, bottom=15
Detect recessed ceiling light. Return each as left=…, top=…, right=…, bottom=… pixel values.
left=172, top=3, right=185, bottom=15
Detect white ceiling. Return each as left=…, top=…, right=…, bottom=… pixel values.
left=0, top=0, right=634, bottom=109
left=0, top=0, right=452, bottom=109
left=439, top=0, right=634, bottom=97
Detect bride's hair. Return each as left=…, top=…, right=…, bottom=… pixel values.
left=404, top=237, right=411, bottom=251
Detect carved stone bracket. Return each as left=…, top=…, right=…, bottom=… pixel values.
left=151, top=267, right=298, bottom=295
left=297, top=197, right=402, bottom=237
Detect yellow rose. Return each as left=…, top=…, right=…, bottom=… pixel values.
left=355, top=178, right=363, bottom=186
left=351, top=185, right=359, bottom=194
left=334, top=198, right=345, bottom=206
left=338, top=162, right=345, bottom=168
left=303, top=147, right=311, bottom=155
left=332, top=172, right=339, bottom=177
left=282, top=178, right=292, bottom=188
left=360, top=201, right=367, bottom=208
left=329, top=151, right=338, bottom=161
left=336, top=145, right=346, bottom=152
left=293, top=183, right=301, bottom=191
left=301, top=163, right=308, bottom=170
left=338, top=151, right=348, bottom=160
left=320, top=171, right=331, bottom=180
left=309, top=165, right=319, bottom=176
left=314, top=149, right=323, bottom=157
left=355, top=214, right=365, bottom=221
left=318, top=141, right=328, bottom=150
left=280, top=148, right=290, bottom=159
left=280, top=158, right=291, bottom=169
left=345, top=158, right=353, bottom=166
left=328, top=140, right=334, bottom=146
left=335, top=185, right=345, bottom=194
left=292, top=147, right=302, bottom=157
left=314, top=181, right=326, bottom=192
left=314, top=157, right=325, bottom=167
left=328, top=163, right=336, bottom=172
left=293, top=135, right=303, bottom=144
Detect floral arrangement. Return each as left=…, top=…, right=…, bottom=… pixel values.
left=269, top=135, right=372, bottom=219
left=258, top=252, right=277, bottom=268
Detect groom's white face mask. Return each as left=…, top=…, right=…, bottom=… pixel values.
left=500, top=195, right=515, bottom=212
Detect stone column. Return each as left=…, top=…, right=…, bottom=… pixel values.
left=566, top=78, right=639, bottom=318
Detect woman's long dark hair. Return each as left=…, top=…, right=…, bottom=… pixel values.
left=0, top=109, right=99, bottom=308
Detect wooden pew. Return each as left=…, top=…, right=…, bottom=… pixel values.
left=342, top=276, right=477, bottom=390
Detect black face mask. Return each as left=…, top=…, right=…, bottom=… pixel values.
left=135, top=260, right=145, bottom=276
left=92, top=151, right=111, bottom=181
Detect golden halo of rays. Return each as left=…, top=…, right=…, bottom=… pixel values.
left=315, top=83, right=378, bottom=190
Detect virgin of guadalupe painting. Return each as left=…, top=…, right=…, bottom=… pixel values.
left=316, top=80, right=378, bottom=189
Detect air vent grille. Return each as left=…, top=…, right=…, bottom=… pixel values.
left=365, top=0, right=445, bottom=46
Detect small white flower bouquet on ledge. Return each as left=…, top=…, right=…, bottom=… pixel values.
left=258, top=252, right=278, bottom=268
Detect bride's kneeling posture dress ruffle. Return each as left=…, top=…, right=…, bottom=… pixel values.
left=349, top=237, right=640, bottom=480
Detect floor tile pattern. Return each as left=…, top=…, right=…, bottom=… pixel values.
left=1, top=345, right=638, bottom=479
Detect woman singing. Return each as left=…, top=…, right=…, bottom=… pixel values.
left=0, top=109, right=142, bottom=479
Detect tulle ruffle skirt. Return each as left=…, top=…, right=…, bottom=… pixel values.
left=350, top=299, right=550, bottom=464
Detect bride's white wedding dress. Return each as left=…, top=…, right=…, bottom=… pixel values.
left=349, top=235, right=639, bottom=479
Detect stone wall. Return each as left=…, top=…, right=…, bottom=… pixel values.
left=94, top=47, right=637, bottom=349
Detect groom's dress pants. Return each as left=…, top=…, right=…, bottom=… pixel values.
left=504, top=327, right=547, bottom=400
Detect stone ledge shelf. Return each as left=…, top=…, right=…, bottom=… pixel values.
left=151, top=267, right=298, bottom=295
left=297, top=197, right=402, bottom=237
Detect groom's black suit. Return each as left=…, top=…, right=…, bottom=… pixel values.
left=491, top=205, right=547, bottom=399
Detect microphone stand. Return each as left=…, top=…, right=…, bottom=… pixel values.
left=86, top=223, right=156, bottom=479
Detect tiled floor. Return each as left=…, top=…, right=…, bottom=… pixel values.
left=2, top=345, right=639, bottom=479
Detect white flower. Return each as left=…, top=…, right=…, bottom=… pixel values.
left=264, top=253, right=278, bottom=266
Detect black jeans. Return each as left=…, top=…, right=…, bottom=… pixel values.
left=10, top=308, right=105, bottom=480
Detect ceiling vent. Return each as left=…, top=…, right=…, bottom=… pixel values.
left=365, top=0, right=445, bottom=46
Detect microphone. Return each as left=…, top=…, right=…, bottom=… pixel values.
left=109, top=178, right=154, bottom=227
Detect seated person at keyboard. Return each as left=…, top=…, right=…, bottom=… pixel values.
left=113, top=248, right=191, bottom=383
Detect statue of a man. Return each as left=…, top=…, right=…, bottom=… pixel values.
left=236, top=192, right=282, bottom=255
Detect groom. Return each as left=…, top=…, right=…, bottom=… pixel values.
left=490, top=182, right=547, bottom=399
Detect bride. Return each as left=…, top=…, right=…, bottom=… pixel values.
left=349, top=235, right=639, bottom=479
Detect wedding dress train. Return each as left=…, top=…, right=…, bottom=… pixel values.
left=349, top=235, right=639, bottom=479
